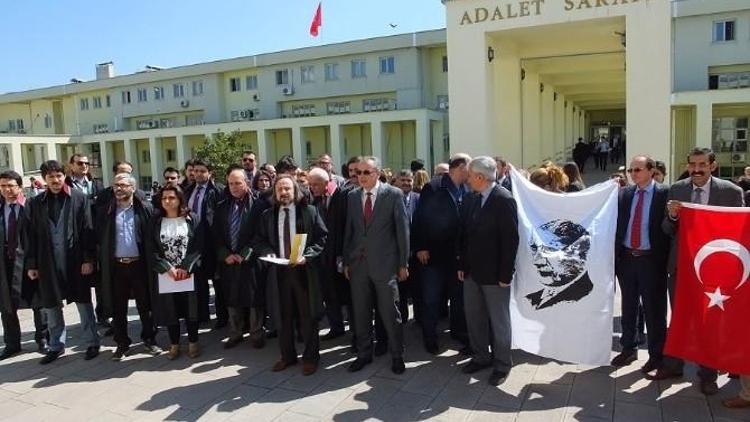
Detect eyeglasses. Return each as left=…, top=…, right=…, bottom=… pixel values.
left=355, top=170, right=375, bottom=176
left=242, top=158, right=255, bottom=162
left=626, top=168, right=644, bottom=174
left=76, top=161, right=90, bottom=166
left=112, top=183, right=133, bottom=190
left=164, top=176, right=178, bottom=180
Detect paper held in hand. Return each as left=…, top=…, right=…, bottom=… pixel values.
left=259, top=234, right=307, bottom=266
left=158, top=273, right=195, bottom=294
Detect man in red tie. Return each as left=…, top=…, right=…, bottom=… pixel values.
left=611, top=155, right=670, bottom=375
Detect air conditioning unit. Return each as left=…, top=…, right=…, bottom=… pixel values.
left=239, top=109, right=254, bottom=119
left=732, top=153, right=746, bottom=162
left=252, top=94, right=260, bottom=101
left=281, top=86, right=294, bottom=96
left=438, top=101, right=449, bottom=110
left=180, top=100, right=190, bottom=108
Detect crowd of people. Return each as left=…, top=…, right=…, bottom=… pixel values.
left=0, top=145, right=749, bottom=408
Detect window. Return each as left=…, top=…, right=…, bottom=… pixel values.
left=105, top=95, right=111, bottom=107
left=301, top=65, right=315, bottom=83
left=325, top=63, right=339, bottom=81
left=291, top=104, right=316, bottom=117
left=351, top=60, right=366, bottom=78
left=712, top=117, right=749, bottom=153
left=142, top=150, right=151, bottom=163
left=276, top=69, right=289, bottom=85
left=379, top=56, right=395, bottom=74
left=44, top=114, right=52, bottom=129
left=137, top=88, right=147, bottom=102
left=121, top=91, right=132, bottom=104
left=713, top=20, right=735, bottom=42
left=93, top=96, right=102, bottom=109
left=154, top=86, right=165, bottom=100
left=192, top=80, right=203, bottom=96
left=173, top=83, right=185, bottom=98
left=8, top=119, right=24, bottom=132
left=230, top=77, right=241, bottom=92
left=93, top=123, right=109, bottom=134
left=246, top=75, right=258, bottom=90
left=442, top=55, right=448, bottom=73
left=166, top=149, right=176, bottom=162
left=80, top=98, right=90, bottom=110
left=326, top=101, right=351, bottom=114
left=363, top=98, right=397, bottom=112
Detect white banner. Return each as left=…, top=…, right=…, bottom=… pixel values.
left=509, top=168, right=618, bottom=365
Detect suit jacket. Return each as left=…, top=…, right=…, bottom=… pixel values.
left=412, top=174, right=467, bottom=262
left=0, top=199, right=38, bottom=313
left=662, top=177, right=744, bottom=273
left=615, top=182, right=670, bottom=271
left=458, top=185, right=519, bottom=285
left=402, top=191, right=420, bottom=224
left=343, top=183, right=409, bottom=281
left=313, top=187, right=347, bottom=267
left=184, top=180, right=224, bottom=275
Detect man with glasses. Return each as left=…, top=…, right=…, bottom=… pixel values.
left=152, top=167, right=180, bottom=208
left=65, top=154, right=103, bottom=200
left=96, top=173, right=159, bottom=360
left=241, top=151, right=258, bottom=182
left=315, top=153, right=345, bottom=186
left=611, top=156, right=670, bottom=376
left=0, top=171, right=46, bottom=359
left=344, top=156, right=410, bottom=375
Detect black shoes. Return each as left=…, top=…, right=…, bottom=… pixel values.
left=321, top=330, right=345, bottom=341
left=462, top=361, right=491, bottom=374
left=111, top=345, right=130, bottom=361
left=700, top=380, right=719, bottom=396
left=374, top=341, right=388, bottom=357
left=391, top=358, right=406, bottom=374
left=84, top=346, right=100, bottom=360
left=214, top=319, right=228, bottom=330
left=143, top=341, right=162, bottom=356
left=424, top=339, right=439, bottom=355
left=40, top=349, right=64, bottom=364
left=0, top=347, right=20, bottom=360
left=347, top=358, right=373, bottom=372
left=610, top=350, right=637, bottom=367
left=224, top=336, right=244, bottom=349
left=488, top=370, right=508, bottom=386
left=640, top=359, right=661, bottom=374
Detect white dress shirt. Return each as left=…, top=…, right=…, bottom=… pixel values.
left=361, top=181, right=381, bottom=212
left=277, top=204, right=297, bottom=258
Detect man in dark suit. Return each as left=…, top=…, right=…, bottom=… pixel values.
left=652, top=147, right=744, bottom=395
left=459, top=156, right=519, bottom=386
left=255, top=175, right=327, bottom=376
left=394, top=169, right=420, bottom=325
left=611, top=155, right=670, bottom=375
left=344, top=156, right=409, bottom=374
left=184, top=158, right=226, bottom=326
left=0, top=171, right=45, bottom=360
left=413, top=154, right=471, bottom=354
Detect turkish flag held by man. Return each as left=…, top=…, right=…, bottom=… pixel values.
left=310, top=2, right=322, bottom=37
left=664, top=203, right=750, bottom=374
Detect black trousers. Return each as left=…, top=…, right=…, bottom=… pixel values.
left=111, top=260, right=155, bottom=347
left=617, top=253, right=667, bottom=361
left=168, top=321, right=199, bottom=344
left=195, top=271, right=211, bottom=323
left=1, top=308, right=45, bottom=350
left=320, top=264, right=347, bottom=334
left=278, top=267, right=319, bottom=364
left=212, top=277, right=228, bottom=323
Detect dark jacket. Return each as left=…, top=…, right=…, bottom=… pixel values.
left=213, top=193, right=262, bottom=308
left=184, top=180, right=224, bottom=276
left=148, top=214, right=202, bottom=326
left=615, top=182, right=670, bottom=272
left=458, top=185, right=519, bottom=285
left=412, top=174, right=467, bottom=262
left=96, top=196, right=154, bottom=317
left=25, top=188, right=96, bottom=307
left=255, top=203, right=327, bottom=319
left=313, top=187, right=347, bottom=268
left=0, top=199, right=39, bottom=313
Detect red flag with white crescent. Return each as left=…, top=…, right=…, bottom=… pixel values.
left=664, top=203, right=750, bottom=374
left=310, top=2, right=322, bottom=37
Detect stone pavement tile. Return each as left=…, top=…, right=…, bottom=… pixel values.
left=289, top=384, right=355, bottom=418
left=659, top=395, right=712, bottom=422
left=0, top=398, right=35, bottom=421
left=190, top=384, right=271, bottom=422
left=130, top=408, right=194, bottom=422
left=322, top=359, right=389, bottom=390
left=401, top=358, right=459, bottom=398
left=101, top=380, right=192, bottom=420
left=20, top=377, right=117, bottom=409
left=227, top=387, right=304, bottom=422
left=563, top=411, right=611, bottom=422
left=274, top=411, right=322, bottom=422
left=325, top=376, right=405, bottom=422
left=1, top=402, right=67, bottom=422
left=566, top=370, right=616, bottom=420
left=372, top=391, right=434, bottom=422
left=242, top=367, right=296, bottom=390
left=278, top=368, right=335, bottom=394
left=532, top=362, right=579, bottom=385
left=714, top=418, right=750, bottom=422
left=613, top=401, right=661, bottom=422
left=706, top=385, right=750, bottom=422
left=657, top=378, right=706, bottom=400
left=467, top=404, right=518, bottom=422
left=516, top=408, right=567, bottom=422
left=476, top=363, right=536, bottom=410
left=0, top=388, right=19, bottom=404
left=614, top=366, right=660, bottom=406
left=520, top=382, right=572, bottom=415
left=84, top=411, right=132, bottom=422
left=136, top=372, right=242, bottom=413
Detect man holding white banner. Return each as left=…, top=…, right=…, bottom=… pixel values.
left=458, top=156, right=519, bottom=386
left=509, top=162, right=618, bottom=366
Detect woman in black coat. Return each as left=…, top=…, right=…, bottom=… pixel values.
left=149, top=185, right=202, bottom=360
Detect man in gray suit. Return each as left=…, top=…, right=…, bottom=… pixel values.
left=651, top=147, right=744, bottom=395
left=344, top=156, right=410, bottom=374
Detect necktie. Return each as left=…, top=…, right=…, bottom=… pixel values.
left=191, top=185, right=204, bottom=217
left=630, top=189, right=645, bottom=249
left=692, top=187, right=704, bottom=204
left=283, top=207, right=291, bottom=259
left=364, top=192, right=373, bottom=225
left=7, top=204, right=16, bottom=260
left=229, top=200, right=242, bottom=252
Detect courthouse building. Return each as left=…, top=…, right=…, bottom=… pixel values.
left=0, top=0, right=748, bottom=186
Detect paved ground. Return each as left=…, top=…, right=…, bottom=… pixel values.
left=0, top=289, right=748, bottom=422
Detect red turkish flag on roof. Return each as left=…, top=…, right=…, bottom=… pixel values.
left=310, top=2, right=322, bottom=37
left=664, top=203, right=750, bottom=374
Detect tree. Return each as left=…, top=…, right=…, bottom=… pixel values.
left=194, top=131, right=245, bottom=184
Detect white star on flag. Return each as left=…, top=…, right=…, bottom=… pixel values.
left=704, top=287, right=731, bottom=310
